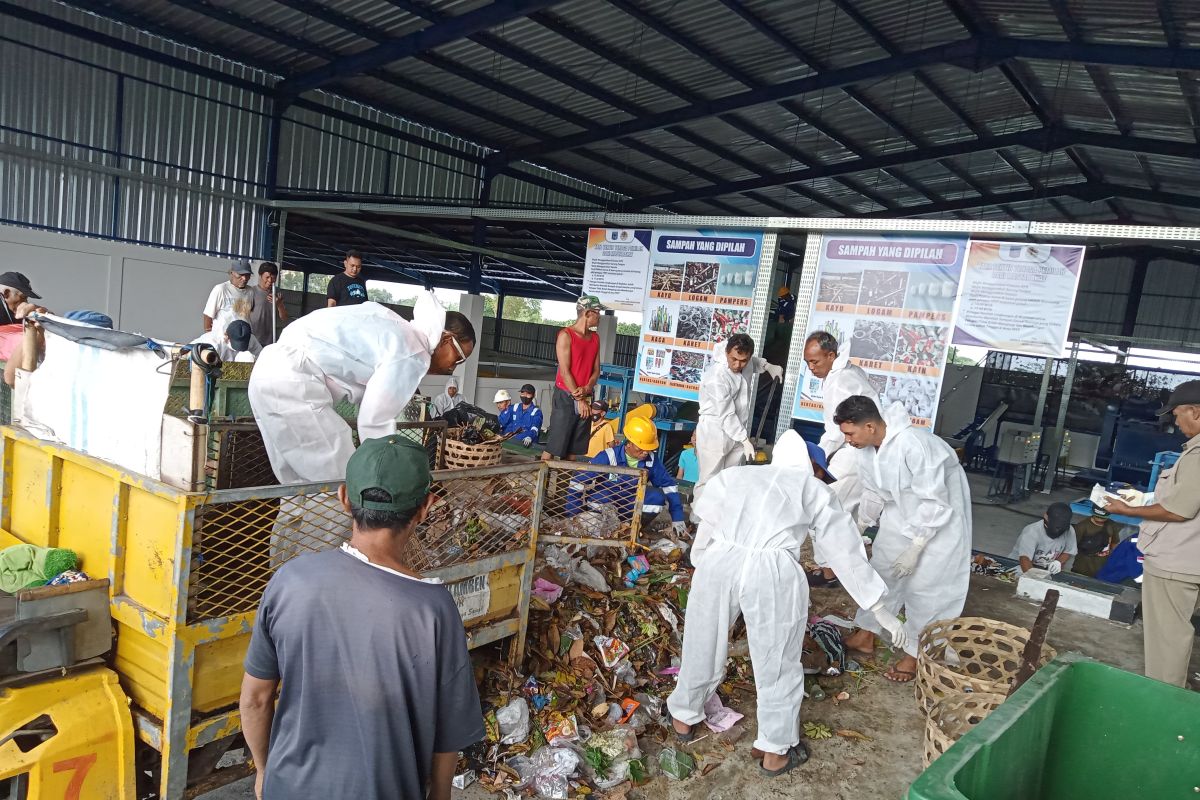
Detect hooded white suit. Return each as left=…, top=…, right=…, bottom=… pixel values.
left=431, top=376, right=463, bottom=418
left=694, top=356, right=767, bottom=495
left=249, top=294, right=445, bottom=483
left=852, top=402, right=973, bottom=656
left=668, top=431, right=890, bottom=756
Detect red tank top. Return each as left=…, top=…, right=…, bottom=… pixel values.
left=556, top=326, right=600, bottom=392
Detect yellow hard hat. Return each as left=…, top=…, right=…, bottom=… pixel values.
left=624, top=416, right=659, bottom=451
left=624, top=403, right=656, bottom=424
left=778, top=286, right=791, bottom=297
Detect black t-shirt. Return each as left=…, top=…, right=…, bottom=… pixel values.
left=244, top=548, right=484, bottom=800
left=327, top=273, right=367, bottom=305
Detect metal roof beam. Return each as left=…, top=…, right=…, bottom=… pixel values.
left=1156, top=0, right=1200, bottom=147
left=494, top=38, right=984, bottom=163
left=629, top=126, right=1200, bottom=207
left=871, top=180, right=1200, bottom=218
left=497, top=35, right=1200, bottom=163
left=276, top=0, right=564, bottom=98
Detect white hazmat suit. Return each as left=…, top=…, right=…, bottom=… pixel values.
left=668, top=431, right=903, bottom=757
left=249, top=295, right=446, bottom=563
left=694, top=356, right=780, bottom=497
left=249, top=295, right=445, bottom=483
left=431, top=376, right=463, bottom=417
left=815, top=351, right=880, bottom=565
left=852, top=402, right=973, bottom=656
left=818, top=350, right=879, bottom=482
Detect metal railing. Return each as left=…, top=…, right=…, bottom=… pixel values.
left=538, top=459, right=647, bottom=549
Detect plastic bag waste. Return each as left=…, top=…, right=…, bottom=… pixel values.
left=658, top=747, right=695, bottom=780
left=497, top=697, right=530, bottom=745
left=522, top=746, right=580, bottom=799
left=544, top=545, right=611, bottom=592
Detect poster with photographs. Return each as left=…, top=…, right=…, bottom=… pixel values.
left=634, top=229, right=765, bottom=401
left=791, top=234, right=968, bottom=428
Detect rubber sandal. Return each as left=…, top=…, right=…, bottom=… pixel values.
left=806, top=569, right=841, bottom=589
left=759, top=742, right=809, bottom=777
left=883, top=667, right=917, bottom=683
left=671, top=718, right=697, bottom=743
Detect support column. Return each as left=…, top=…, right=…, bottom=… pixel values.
left=458, top=293, right=485, bottom=404
left=493, top=292, right=506, bottom=353
left=598, top=310, right=617, bottom=365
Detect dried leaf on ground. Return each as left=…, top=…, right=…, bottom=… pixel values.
left=803, top=721, right=833, bottom=740
left=836, top=729, right=873, bottom=742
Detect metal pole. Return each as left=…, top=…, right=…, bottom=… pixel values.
left=273, top=210, right=287, bottom=343
left=1025, top=356, right=1055, bottom=495
left=1042, top=341, right=1079, bottom=493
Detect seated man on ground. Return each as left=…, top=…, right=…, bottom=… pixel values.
left=494, top=389, right=518, bottom=435
left=1072, top=502, right=1124, bottom=578
left=566, top=416, right=687, bottom=538
left=1010, top=502, right=1077, bottom=574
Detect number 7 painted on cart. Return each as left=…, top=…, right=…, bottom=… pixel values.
left=52, top=753, right=97, bottom=800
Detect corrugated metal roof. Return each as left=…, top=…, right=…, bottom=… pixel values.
left=7, top=0, right=1200, bottom=301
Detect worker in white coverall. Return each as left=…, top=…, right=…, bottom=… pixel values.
left=694, top=333, right=782, bottom=500
left=248, top=293, right=475, bottom=561
left=803, top=330, right=881, bottom=587
left=837, top=396, right=972, bottom=683
left=667, top=430, right=906, bottom=776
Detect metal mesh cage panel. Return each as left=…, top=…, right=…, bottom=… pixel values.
left=187, top=464, right=540, bottom=622
left=539, top=460, right=646, bottom=548
left=206, top=422, right=278, bottom=490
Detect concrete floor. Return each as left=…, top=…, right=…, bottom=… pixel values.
left=201, top=476, right=1186, bottom=800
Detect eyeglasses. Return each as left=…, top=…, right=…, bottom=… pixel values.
left=446, top=333, right=467, bottom=366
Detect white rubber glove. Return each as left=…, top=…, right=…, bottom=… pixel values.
left=741, top=439, right=756, bottom=462
left=521, top=436, right=533, bottom=447
left=1046, top=560, right=1063, bottom=575
left=672, top=520, right=688, bottom=537
left=870, top=603, right=908, bottom=652
left=763, top=362, right=783, bottom=382
left=891, top=536, right=927, bottom=578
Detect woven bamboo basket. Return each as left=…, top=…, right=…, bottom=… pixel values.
left=915, top=616, right=1056, bottom=713
left=923, top=691, right=1007, bottom=767
left=443, top=430, right=503, bottom=469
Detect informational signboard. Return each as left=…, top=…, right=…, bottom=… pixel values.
left=633, top=229, right=764, bottom=401
left=791, top=234, right=968, bottom=428
left=582, top=228, right=652, bottom=312
left=447, top=574, right=491, bottom=623
left=953, top=242, right=1086, bottom=357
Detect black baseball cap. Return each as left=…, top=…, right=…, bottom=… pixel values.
left=0, top=271, right=40, bottom=299
left=520, top=383, right=536, bottom=396
left=230, top=259, right=253, bottom=275
left=225, top=320, right=253, bottom=352
left=590, top=400, right=607, bottom=411
left=1045, top=502, right=1073, bottom=536
left=1158, top=380, right=1200, bottom=416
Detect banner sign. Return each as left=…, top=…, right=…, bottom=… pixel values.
left=953, top=242, right=1086, bottom=357
left=633, top=228, right=764, bottom=401
left=582, top=228, right=652, bottom=312
left=791, top=234, right=968, bottom=428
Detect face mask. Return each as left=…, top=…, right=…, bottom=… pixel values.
left=520, top=396, right=534, bottom=405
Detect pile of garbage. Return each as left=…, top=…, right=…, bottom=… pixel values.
left=460, top=537, right=733, bottom=796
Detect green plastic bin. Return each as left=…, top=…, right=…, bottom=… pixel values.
left=909, top=654, right=1200, bottom=800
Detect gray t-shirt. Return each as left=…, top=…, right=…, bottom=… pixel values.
left=248, top=286, right=279, bottom=345
left=1009, top=520, right=1078, bottom=569
left=244, top=548, right=484, bottom=800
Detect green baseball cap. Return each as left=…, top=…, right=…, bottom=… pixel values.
left=577, top=294, right=607, bottom=311
left=346, top=436, right=432, bottom=512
